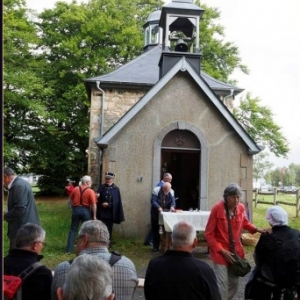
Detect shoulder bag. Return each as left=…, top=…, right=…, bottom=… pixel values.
left=225, top=203, right=251, bottom=277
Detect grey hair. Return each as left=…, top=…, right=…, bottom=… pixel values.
left=81, top=175, right=92, bottom=184
left=171, top=221, right=196, bottom=248
left=163, top=173, right=172, bottom=179
left=223, top=183, right=243, bottom=200
left=4, top=167, right=16, bottom=176
left=16, top=223, right=46, bottom=248
left=78, top=220, right=110, bottom=245
left=63, top=254, right=113, bottom=300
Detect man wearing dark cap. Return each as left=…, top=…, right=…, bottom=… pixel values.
left=96, top=172, right=125, bottom=241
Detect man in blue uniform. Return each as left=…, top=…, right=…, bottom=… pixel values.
left=96, top=172, right=125, bottom=241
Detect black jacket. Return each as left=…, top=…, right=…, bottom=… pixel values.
left=255, top=225, right=300, bottom=288
left=97, top=184, right=125, bottom=224
left=144, top=250, right=221, bottom=300
left=4, top=249, right=52, bottom=300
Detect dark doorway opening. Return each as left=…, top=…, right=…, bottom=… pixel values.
left=160, top=150, right=200, bottom=210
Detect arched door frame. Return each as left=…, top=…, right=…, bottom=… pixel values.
left=153, top=121, right=209, bottom=210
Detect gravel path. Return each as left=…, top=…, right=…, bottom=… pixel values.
left=133, top=246, right=253, bottom=300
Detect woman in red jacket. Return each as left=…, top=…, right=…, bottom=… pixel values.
left=205, top=183, right=270, bottom=300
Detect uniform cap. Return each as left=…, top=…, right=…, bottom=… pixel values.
left=105, top=172, right=115, bottom=179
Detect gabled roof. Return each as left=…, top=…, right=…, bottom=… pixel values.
left=94, top=57, right=260, bottom=155
left=84, top=45, right=243, bottom=96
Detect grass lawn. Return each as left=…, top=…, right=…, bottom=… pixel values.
left=3, top=194, right=300, bottom=271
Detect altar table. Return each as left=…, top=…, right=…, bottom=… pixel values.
left=159, top=211, right=211, bottom=252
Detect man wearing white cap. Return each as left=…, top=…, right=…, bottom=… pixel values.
left=245, top=206, right=300, bottom=300
left=96, top=172, right=124, bottom=241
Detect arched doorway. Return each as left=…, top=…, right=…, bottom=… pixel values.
left=153, top=121, right=208, bottom=210
left=161, top=130, right=200, bottom=210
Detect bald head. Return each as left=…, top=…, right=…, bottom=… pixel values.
left=162, top=182, right=172, bottom=194
left=171, top=221, right=197, bottom=251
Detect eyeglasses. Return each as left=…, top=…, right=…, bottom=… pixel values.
left=35, top=241, right=47, bottom=247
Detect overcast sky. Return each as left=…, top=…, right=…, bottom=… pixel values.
left=25, top=0, right=300, bottom=168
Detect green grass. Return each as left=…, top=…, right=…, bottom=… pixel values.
left=31, top=186, right=40, bottom=193
left=253, top=193, right=300, bottom=228
left=3, top=194, right=300, bottom=271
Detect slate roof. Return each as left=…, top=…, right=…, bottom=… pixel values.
left=84, top=45, right=243, bottom=97
left=94, top=56, right=260, bottom=155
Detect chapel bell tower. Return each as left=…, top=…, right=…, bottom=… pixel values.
left=158, top=0, right=204, bottom=78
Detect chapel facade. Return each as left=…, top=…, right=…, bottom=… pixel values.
left=84, top=0, right=260, bottom=237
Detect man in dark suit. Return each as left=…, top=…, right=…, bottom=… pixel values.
left=96, top=172, right=125, bottom=241
left=4, top=167, right=41, bottom=250
left=144, top=221, right=221, bottom=300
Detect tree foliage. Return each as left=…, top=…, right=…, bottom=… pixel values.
left=266, top=164, right=300, bottom=187
left=253, top=151, right=274, bottom=182
left=3, top=0, right=290, bottom=194
left=197, top=1, right=249, bottom=83
left=3, top=0, right=52, bottom=173
left=233, top=93, right=289, bottom=157
left=4, top=0, right=162, bottom=194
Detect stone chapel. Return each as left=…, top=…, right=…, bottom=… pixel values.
left=83, top=0, right=261, bottom=237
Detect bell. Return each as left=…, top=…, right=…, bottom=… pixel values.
left=175, top=39, right=189, bottom=52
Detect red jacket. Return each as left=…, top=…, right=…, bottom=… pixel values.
left=205, top=200, right=256, bottom=265
left=65, top=184, right=75, bottom=196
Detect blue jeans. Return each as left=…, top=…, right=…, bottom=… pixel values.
left=66, top=206, right=91, bottom=253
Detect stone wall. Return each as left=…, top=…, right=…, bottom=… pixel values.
left=88, top=88, right=147, bottom=186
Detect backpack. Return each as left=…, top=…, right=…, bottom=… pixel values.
left=4, top=262, right=43, bottom=300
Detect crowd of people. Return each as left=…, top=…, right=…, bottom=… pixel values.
left=3, top=166, right=300, bottom=300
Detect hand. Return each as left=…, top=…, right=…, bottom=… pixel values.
left=256, top=227, right=272, bottom=234
left=158, top=207, right=163, bottom=212
left=170, top=207, right=176, bottom=212
left=102, top=202, right=109, bottom=208
left=220, top=249, right=236, bottom=264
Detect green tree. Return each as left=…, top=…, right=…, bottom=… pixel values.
left=4, top=0, right=289, bottom=194
left=3, top=0, right=51, bottom=173
left=289, top=163, right=300, bottom=186
left=27, top=0, right=162, bottom=194
left=233, top=93, right=289, bottom=157
left=253, top=151, right=274, bottom=182
left=198, top=1, right=249, bottom=83
left=265, top=167, right=281, bottom=187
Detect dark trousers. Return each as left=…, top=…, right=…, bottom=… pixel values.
left=101, top=218, right=113, bottom=241
left=144, top=230, right=153, bottom=244
left=151, top=216, right=160, bottom=250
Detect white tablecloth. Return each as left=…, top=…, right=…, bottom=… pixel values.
left=159, top=211, right=211, bottom=232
